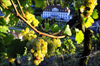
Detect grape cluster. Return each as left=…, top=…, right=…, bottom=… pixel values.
left=42, top=36, right=62, bottom=57
left=23, top=34, right=62, bottom=65
left=21, top=28, right=37, bottom=41
left=79, top=0, right=97, bottom=17
left=84, top=0, right=97, bottom=17
left=21, top=27, right=62, bottom=65
left=67, top=39, right=76, bottom=54
left=26, top=38, right=48, bottom=65
left=25, top=11, right=39, bottom=27
left=58, top=38, right=76, bottom=54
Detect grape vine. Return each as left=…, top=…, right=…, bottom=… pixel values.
left=0, top=0, right=99, bottom=66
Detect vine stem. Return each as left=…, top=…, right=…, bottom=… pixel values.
left=0, top=2, right=66, bottom=39
left=17, top=0, right=25, bottom=18
left=10, top=0, right=19, bottom=16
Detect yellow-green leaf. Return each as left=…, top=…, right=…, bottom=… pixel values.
left=85, top=16, right=94, bottom=28
left=75, top=30, right=84, bottom=44
left=91, top=9, right=98, bottom=19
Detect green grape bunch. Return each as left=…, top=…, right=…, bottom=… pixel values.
left=75, top=0, right=98, bottom=31
left=21, top=28, right=37, bottom=41
left=42, top=36, right=62, bottom=57
left=25, top=38, right=48, bottom=65
left=79, top=0, right=97, bottom=17
left=21, top=29, right=62, bottom=65
left=25, top=11, right=39, bottom=27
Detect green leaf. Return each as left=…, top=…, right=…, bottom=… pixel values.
left=37, top=16, right=42, bottom=23
left=1, top=0, right=12, bottom=6
left=34, top=0, right=45, bottom=8
left=62, top=25, right=72, bottom=36
left=75, top=30, right=84, bottom=44
left=0, top=5, right=3, bottom=11
left=27, top=7, right=34, bottom=14
left=50, top=24, right=61, bottom=33
left=91, top=9, right=98, bottom=19
left=3, top=35, right=14, bottom=45
left=0, top=32, right=6, bottom=37
left=85, top=16, right=94, bottom=28
left=0, top=17, right=6, bottom=26
left=7, top=39, right=26, bottom=58
left=3, top=6, right=13, bottom=17
left=0, top=27, right=7, bottom=33
left=8, top=14, right=19, bottom=26
left=44, top=23, right=49, bottom=32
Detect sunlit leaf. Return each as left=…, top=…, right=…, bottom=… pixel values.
left=85, top=16, right=94, bottom=28
left=62, top=25, right=72, bottom=36
left=0, top=27, right=7, bottom=33
left=1, top=0, right=12, bottom=6
left=50, top=24, right=61, bottom=33
left=91, top=9, right=98, bottom=19
left=75, top=30, right=84, bottom=44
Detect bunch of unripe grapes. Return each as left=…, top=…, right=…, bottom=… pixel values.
left=67, top=39, right=76, bottom=54
left=42, top=36, right=62, bottom=57
left=24, top=35, right=62, bottom=65
left=21, top=28, right=37, bottom=41
left=21, top=28, right=62, bottom=65
left=25, top=11, right=39, bottom=27
left=79, top=0, right=97, bottom=17
left=27, top=38, right=48, bottom=65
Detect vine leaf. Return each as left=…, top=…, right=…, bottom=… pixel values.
left=0, top=27, right=7, bottom=34
left=7, top=39, right=26, bottom=58
left=0, top=17, right=6, bottom=26
left=8, top=14, right=19, bottom=26
left=44, top=23, right=49, bottom=32
left=3, top=35, right=14, bottom=45
left=75, top=30, right=84, bottom=44
left=50, top=24, right=61, bottom=33
left=85, top=16, right=94, bottom=28
left=0, top=33, right=6, bottom=37
left=34, top=0, right=45, bottom=9
left=62, top=25, right=72, bottom=36
left=1, top=0, right=12, bottom=7
left=3, top=6, right=13, bottom=17
left=91, top=9, right=98, bottom=19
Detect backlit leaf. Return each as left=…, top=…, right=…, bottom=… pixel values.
left=0, top=27, right=7, bottom=33
left=91, top=9, right=98, bottom=19
left=62, top=25, right=72, bottom=36
left=50, top=24, right=61, bottom=33
left=85, top=16, right=94, bottom=28
left=1, top=0, right=12, bottom=6
left=75, top=30, right=84, bottom=44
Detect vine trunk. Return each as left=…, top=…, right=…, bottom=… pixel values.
left=79, top=28, right=93, bottom=66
